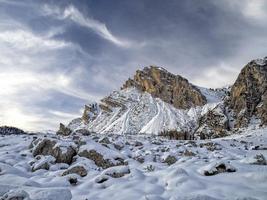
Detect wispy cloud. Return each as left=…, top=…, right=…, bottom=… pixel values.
left=43, top=5, right=131, bottom=47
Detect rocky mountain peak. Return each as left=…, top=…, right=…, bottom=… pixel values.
left=228, top=56, right=267, bottom=127
left=121, top=66, right=207, bottom=109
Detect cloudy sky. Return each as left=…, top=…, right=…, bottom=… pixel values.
left=0, top=0, right=267, bottom=131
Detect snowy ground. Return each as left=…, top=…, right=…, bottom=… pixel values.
left=0, top=127, right=267, bottom=200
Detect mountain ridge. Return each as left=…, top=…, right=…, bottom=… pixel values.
left=58, top=57, right=267, bottom=139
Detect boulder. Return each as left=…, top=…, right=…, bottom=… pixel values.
left=31, top=155, right=56, bottom=172
left=251, top=154, right=267, bottom=165
left=199, top=162, right=236, bottom=176
left=62, top=165, right=88, bottom=177
left=101, top=165, right=130, bottom=178
left=78, top=141, right=126, bottom=169
left=31, top=138, right=77, bottom=164
left=0, top=189, right=31, bottom=200
left=56, top=123, right=72, bottom=136
left=163, top=155, right=177, bottom=165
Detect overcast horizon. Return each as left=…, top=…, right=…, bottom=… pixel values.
left=0, top=0, right=267, bottom=131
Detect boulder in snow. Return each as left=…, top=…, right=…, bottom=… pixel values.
left=199, top=162, right=236, bottom=176
left=62, top=165, right=88, bottom=177
left=31, top=138, right=77, bottom=164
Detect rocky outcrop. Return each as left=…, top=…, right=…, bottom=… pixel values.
left=195, top=103, right=230, bottom=139
left=82, top=103, right=99, bottom=124
left=227, top=57, right=267, bottom=128
left=31, top=138, right=77, bottom=164
left=57, top=123, right=72, bottom=136
left=0, top=126, right=26, bottom=135
left=122, top=66, right=207, bottom=109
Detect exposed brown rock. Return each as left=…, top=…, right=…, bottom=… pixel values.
left=122, top=66, right=207, bottom=109
left=32, top=138, right=77, bottom=164
left=57, top=123, right=72, bottom=136
left=227, top=57, right=267, bottom=127
left=78, top=149, right=125, bottom=169
left=62, top=165, right=88, bottom=177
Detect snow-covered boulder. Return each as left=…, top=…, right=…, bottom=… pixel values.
left=78, top=140, right=126, bottom=169
left=0, top=189, right=31, bottom=200
left=31, top=155, right=56, bottom=172
left=199, top=162, right=236, bottom=176
left=101, top=165, right=130, bottom=178
left=241, top=154, right=267, bottom=165
left=31, top=138, right=77, bottom=164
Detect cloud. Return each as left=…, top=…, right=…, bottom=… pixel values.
left=191, top=62, right=240, bottom=88
left=0, top=0, right=267, bottom=131
left=43, top=4, right=131, bottom=47
left=242, top=0, right=267, bottom=20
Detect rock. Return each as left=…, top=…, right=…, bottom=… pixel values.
left=95, top=174, right=109, bottom=184
left=56, top=123, right=72, bottom=136
left=98, top=137, right=111, bottom=145
left=164, top=155, right=177, bottom=165
left=79, top=149, right=124, bottom=169
left=0, top=126, right=26, bottom=135
left=74, top=129, right=91, bottom=136
left=227, top=57, right=267, bottom=127
left=122, top=66, right=207, bottom=109
left=32, top=138, right=77, bottom=164
left=82, top=103, right=100, bottom=124
left=67, top=176, right=78, bottom=185
left=101, top=165, right=130, bottom=178
left=62, top=165, right=88, bottom=177
left=199, top=142, right=222, bottom=151
left=251, top=154, right=267, bottom=165
left=0, top=189, right=31, bottom=200
left=134, top=141, right=143, bottom=147
left=200, top=162, right=236, bottom=176
left=31, top=155, right=56, bottom=171
left=78, top=141, right=126, bottom=169
left=160, top=129, right=190, bottom=140
left=195, top=103, right=230, bottom=139
left=182, top=150, right=196, bottom=157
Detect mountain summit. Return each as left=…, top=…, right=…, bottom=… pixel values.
left=122, top=66, right=207, bottom=109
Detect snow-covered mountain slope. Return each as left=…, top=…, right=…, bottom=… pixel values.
left=67, top=87, right=225, bottom=135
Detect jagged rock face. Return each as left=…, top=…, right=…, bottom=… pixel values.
left=228, top=57, right=267, bottom=127
left=57, top=123, right=72, bottom=136
left=122, top=66, right=207, bottom=109
left=195, top=103, right=229, bottom=139
left=82, top=103, right=99, bottom=124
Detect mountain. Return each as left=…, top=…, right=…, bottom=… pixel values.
left=227, top=57, right=267, bottom=128
left=58, top=57, right=267, bottom=138
left=121, top=66, right=207, bottom=109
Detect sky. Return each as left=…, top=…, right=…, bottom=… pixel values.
left=0, top=0, right=267, bottom=131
